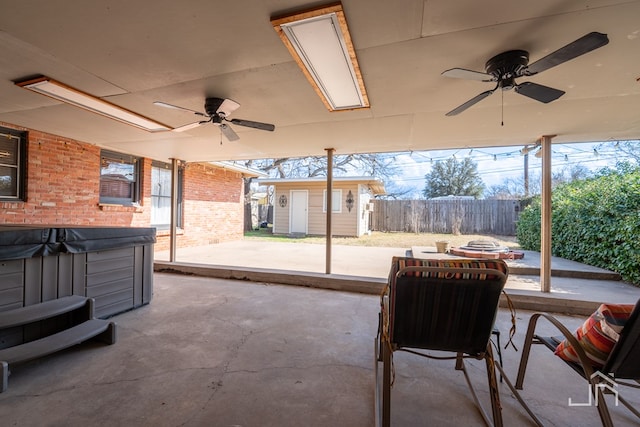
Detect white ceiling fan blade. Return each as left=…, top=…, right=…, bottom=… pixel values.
left=219, top=123, right=239, bottom=141
left=172, top=121, right=207, bottom=132
left=154, top=101, right=207, bottom=117
left=218, top=99, right=240, bottom=117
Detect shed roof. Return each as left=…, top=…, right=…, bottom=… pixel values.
left=210, top=161, right=266, bottom=178
left=257, top=176, right=385, bottom=195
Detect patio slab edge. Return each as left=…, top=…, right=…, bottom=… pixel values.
left=507, top=266, right=621, bottom=281
left=154, top=262, right=599, bottom=316
left=154, top=261, right=386, bottom=295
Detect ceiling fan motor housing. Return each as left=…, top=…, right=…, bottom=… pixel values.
left=485, top=50, right=529, bottom=89
left=204, top=97, right=225, bottom=116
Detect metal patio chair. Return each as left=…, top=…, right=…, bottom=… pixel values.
left=515, top=298, right=640, bottom=427
left=374, top=257, right=510, bottom=426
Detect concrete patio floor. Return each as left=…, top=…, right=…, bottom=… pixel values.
left=155, top=240, right=640, bottom=315
left=1, top=273, right=639, bottom=426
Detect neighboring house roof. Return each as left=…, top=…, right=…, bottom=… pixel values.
left=429, top=195, right=475, bottom=200
left=257, top=176, right=385, bottom=195
left=209, top=161, right=267, bottom=178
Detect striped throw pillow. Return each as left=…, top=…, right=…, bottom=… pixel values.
left=554, top=303, right=634, bottom=368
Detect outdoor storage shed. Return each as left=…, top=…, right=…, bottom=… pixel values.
left=257, top=177, right=385, bottom=237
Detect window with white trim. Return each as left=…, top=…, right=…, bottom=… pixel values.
left=322, top=189, right=342, bottom=213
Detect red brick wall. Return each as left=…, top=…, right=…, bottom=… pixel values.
left=156, top=162, right=245, bottom=250
left=0, top=122, right=244, bottom=250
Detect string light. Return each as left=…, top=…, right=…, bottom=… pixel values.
left=381, top=147, right=622, bottom=185
left=368, top=141, right=625, bottom=186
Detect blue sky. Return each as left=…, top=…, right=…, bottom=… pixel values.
left=386, top=141, right=626, bottom=197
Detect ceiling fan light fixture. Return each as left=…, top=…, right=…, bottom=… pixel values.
left=271, top=2, right=369, bottom=112
left=16, top=76, right=170, bottom=132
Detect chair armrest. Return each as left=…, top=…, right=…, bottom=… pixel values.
left=515, top=312, right=597, bottom=389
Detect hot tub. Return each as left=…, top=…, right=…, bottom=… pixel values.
left=0, top=226, right=155, bottom=318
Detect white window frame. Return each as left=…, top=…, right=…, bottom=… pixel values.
left=150, top=161, right=183, bottom=229
left=0, top=128, right=27, bottom=201
left=99, top=149, right=140, bottom=206
left=322, top=189, right=342, bottom=213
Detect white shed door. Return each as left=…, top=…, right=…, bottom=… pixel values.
left=290, top=190, right=308, bottom=234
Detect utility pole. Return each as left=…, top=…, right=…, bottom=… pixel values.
left=521, top=144, right=538, bottom=197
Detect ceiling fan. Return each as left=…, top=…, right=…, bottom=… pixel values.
left=442, top=32, right=609, bottom=116
left=154, top=97, right=275, bottom=141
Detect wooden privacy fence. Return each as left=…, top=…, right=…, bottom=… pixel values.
left=372, top=199, right=523, bottom=235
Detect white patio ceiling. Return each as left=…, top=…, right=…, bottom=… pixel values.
left=0, top=1, right=638, bottom=163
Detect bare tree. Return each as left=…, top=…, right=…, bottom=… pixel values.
left=485, top=177, right=527, bottom=199
left=598, top=140, right=640, bottom=164
left=485, top=164, right=593, bottom=199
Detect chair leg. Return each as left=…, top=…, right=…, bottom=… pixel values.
left=492, top=328, right=503, bottom=383
left=382, top=342, right=392, bottom=427
left=484, top=344, right=503, bottom=427
left=1, top=361, right=7, bottom=393
left=618, top=393, right=640, bottom=421
left=374, top=312, right=386, bottom=427
left=459, top=351, right=501, bottom=427
left=376, top=312, right=384, bottom=363
left=592, top=379, right=615, bottom=427
left=455, top=352, right=464, bottom=371
left=374, top=337, right=381, bottom=427
left=493, top=356, right=544, bottom=426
